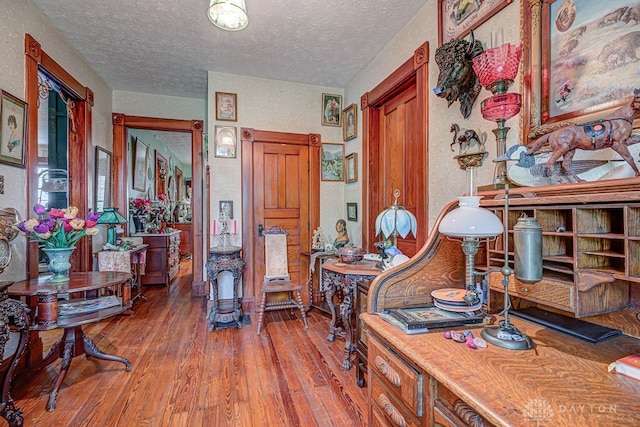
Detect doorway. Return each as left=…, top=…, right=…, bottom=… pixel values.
left=361, top=42, right=430, bottom=256
left=241, top=128, right=320, bottom=311
left=112, top=114, right=205, bottom=296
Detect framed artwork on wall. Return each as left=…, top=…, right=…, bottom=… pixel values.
left=216, top=92, right=237, bottom=121
left=343, top=103, right=357, bottom=141
left=321, top=143, right=344, bottom=181
left=219, top=200, right=233, bottom=219
left=0, top=91, right=28, bottom=168
left=347, top=202, right=357, bottom=222
left=214, top=125, right=237, bottom=158
left=345, top=152, right=358, bottom=183
left=132, top=138, right=148, bottom=191
left=438, top=0, right=514, bottom=45
left=94, top=146, right=112, bottom=213
left=322, top=93, right=342, bottom=127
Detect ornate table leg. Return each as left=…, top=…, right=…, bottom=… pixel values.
left=323, top=270, right=338, bottom=342
left=45, top=326, right=131, bottom=412
left=232, top=272, right=243, bottom=328
left=208, top=269, right=220, bottom=332
left=339, top=276, right=357, bottom=371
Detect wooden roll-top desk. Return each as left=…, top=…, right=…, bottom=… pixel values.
left=363, top=179, right=640, bottom=427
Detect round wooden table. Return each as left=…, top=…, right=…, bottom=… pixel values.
left=9, top=271, right=133, bottom=411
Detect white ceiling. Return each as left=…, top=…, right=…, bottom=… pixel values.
left=28, top=0, right=429, bottom=99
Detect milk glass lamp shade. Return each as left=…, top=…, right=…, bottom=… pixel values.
left=439, top=196, right=504, bottom=238
left=208, top=0, right=248, bottom=31
left=375, top=190, right=417, bottom=241
left=97, top=207, right=128, bottom=245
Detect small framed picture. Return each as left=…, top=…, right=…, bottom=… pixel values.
left=322, top=93, right=342, bottom=127
left=345, top=152, right=358, bottom=183
left=214, top=125, right=237, bottom=158
left=219, top=200, right=233, bottom=219
left=216, top=92, right=237, bottom=121
left=0, top=91, right=28, bottom=168
left=347, top=202, right=358, bottom=222
left=342, top=103, right=357, bottom=141
left=321, top=143, right=344, bottom=181
left=132, top=138, right=148, bottom=191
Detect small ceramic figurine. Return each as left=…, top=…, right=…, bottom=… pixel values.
left=333, top=219, right=350, bottom=249
left=311, top=227, right=327, bottom=251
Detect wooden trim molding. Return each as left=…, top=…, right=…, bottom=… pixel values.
left=112, top=114, right=205, bottom=296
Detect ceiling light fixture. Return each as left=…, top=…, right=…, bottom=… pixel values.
left=208, top=0, right=249, bottom=31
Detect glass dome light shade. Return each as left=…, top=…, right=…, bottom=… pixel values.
left=439, top=196, right=504, bottom=238
left=208, top=0, right=248, bottom=31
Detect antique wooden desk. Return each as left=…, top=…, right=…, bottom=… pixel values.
left=322, top=258, right=381, bottom=370
left=8, top=272, right=132, bottom=411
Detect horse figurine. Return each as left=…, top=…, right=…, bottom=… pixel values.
left=525, top=89, right=640, bottom=182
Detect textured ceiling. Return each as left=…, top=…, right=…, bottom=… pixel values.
left=28, top=0, right=429, bottom=100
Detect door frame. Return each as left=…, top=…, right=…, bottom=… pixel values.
left=112, top=114, right=205, bottom=295
left=241, top=127, right=320, bottom=311
left=361, top=42, right=430, bottom=252
left=25, top=34, right=93, bottom=278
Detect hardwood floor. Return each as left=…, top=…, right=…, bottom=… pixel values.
left=11, top=260, right=368, bottom=426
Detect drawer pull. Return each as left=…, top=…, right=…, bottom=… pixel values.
left=374, top=355, right=401, bottom=387
left=521, top=287, right=529, bottom=293
left=453, top=399, right=486, bottom=427
left=378, top=393, right=406, bottom=427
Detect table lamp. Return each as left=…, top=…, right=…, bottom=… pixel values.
left=439, top=185, right=542, bottom=350
left=97, top=207, right=128, bottom=245
left=375, top=189, right=417, bottom=248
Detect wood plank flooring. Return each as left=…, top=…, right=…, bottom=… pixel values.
left=11, top=260, right=368, bottom=426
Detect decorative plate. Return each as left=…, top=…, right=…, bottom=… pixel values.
left=0, top=208, right=20, bottom=241
left=431, top=288, right=468, bottom=303
left=434, top=299, right=482, bottom=313
left=0, top=237, right=11, bottom=273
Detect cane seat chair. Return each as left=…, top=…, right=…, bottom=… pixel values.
left=256, top=226, right=308, bottom=335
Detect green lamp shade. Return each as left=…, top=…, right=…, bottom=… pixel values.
left=97, top=208, right=128, bottom=245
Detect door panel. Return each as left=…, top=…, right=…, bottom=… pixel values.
left=253, top=142, right=309, bottom=305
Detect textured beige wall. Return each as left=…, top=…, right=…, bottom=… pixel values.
left=347, top=0, right=522, bottom=236
left=0, top=0, right=113, bottom=281
left=207, top=71, right=345, bottom=245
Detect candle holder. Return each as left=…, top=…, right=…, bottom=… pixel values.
left=213, top=212, right=238, bottom=249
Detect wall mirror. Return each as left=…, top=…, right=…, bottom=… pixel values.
left=94, top=146, right=112, bottom=212
left=155, top=151, right=167, bottom=198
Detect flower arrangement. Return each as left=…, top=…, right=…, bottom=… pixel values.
left=130, top=198, right=152, bottom=216
left=14, top=204, right=100, bottom=249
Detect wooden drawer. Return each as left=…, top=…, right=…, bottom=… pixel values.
left=370, top=375, right=421, bottom=427
left=369, top=335, right=423, bottom=417
left=433, top=380, right=493, bottom=427
left=488, top=272, right=574, bottom=312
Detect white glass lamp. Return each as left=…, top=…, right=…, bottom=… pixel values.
left=208, top=0, right=248, bottom=31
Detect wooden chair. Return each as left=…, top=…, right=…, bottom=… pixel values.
left=256, top=226, right=308, bottom=335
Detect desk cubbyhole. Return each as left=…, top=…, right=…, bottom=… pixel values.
left=509, top=209, right=534, bottom=229
left=628, top=240, right=640, bottom=277
left=576, top=207, right=624, bottom=235
left=628, top=206, right=640, bottom=237
left=542, top=235, right=573, bottom=258
left=536, top=208, right=573, bottom=233
left=577, top=237, right=625, bottom=273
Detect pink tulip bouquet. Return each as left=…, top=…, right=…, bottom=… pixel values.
left=14, top=204, right=100, bottom=249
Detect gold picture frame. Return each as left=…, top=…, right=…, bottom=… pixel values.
left=132, top=138, right=148, bottom=192
left=215, top=92, right=237, bottom=122
left=321, top=143, right=344, bottom=181
left=345, top=152, right=358, bottom=183
left=0, top=91, right=28, bottom=168
left=322, top=93, right=342, bottom=127
left=342, top=103, right=357, bottom=141
left=214, top=125, right=237, bottom=158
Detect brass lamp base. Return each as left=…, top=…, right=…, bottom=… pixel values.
left=481, top=322, right=534, bottom=350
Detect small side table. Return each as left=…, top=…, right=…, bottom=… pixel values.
left=206, top=246, right=245, bottom=331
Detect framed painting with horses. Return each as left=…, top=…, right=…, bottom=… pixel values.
left=523, top=0, right=640, bottom=134
left=515, top=0, right=640, bottom=186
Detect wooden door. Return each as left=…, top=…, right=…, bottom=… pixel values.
left=242, top=129, right=320, bottom=311
left=362, top=42, right=429, bottom=256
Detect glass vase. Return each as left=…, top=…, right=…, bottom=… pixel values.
left=132, top=215, right=146, bottom=233
left=43, top=247, right=75, bottom=284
